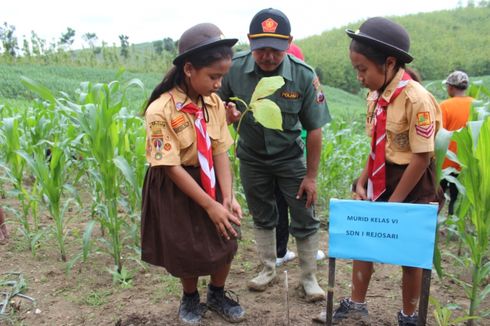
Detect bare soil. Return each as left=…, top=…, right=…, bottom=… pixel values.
left=0, top=198, right=488, bottom=326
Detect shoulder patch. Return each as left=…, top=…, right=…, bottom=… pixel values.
left=415, top=124, right=435, bottom=138
left=316, top=90, right=326, bottom=104
left=312, top=77, right=321, bottom=90
left=416, top=112, right=431, bottom=126
left=415, top=111, right=434, bottom=138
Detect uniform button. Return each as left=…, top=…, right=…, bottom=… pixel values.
left=384, top=90, right=391, bottom=97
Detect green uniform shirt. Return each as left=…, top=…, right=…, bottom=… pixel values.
left=219, top=51, right=331, bottom=162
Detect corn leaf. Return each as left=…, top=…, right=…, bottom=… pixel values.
left=20, top=76, right=56, bottom=104
left=435, top=127, right=453, bottom=182
left=475, top=118, right=490, bottom=217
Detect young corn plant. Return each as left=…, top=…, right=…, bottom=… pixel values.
left=450, top=117, right=490, bottom=324
left=19, top=101, right=59, bottom=233
left=429, top=297, right=479, bottom=326
left=318, top=119, right=369, bottom=208
left=18, top=142, right=73, bottom=262
left=436, top=92, right=490, bottom=324
left=113, top=111, right=146, bottom=249
left=21, top=75, right=145, bottom=279
left=0, top=116, right=40, bottom=253
left=59, top=79, right=144, bottom=276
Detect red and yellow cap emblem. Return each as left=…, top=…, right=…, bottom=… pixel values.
left=261, top=18, right=278, bottom=33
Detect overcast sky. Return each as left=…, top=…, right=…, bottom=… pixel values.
left=3, top=0, right=462, bottom=48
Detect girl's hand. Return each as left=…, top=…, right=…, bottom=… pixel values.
left=224, top=102, right=241, bottom=125
left=223, top=196, right=243, bottom=220
left=354, top=181, right=368, bottom=200
left=206, top=201, right=241, bottom=240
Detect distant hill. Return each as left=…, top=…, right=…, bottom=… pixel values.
left=296, top=6, right=490, bottom=93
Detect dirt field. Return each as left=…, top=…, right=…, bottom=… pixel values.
left=0, top=201, right=488, bottom=326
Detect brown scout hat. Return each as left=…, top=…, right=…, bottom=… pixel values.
left=173, top=23, right=238, bottom=65
left=346, top=17, right=413, bottom=63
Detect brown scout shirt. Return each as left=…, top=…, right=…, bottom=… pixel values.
left=365, top=69, right=442, bottom=165
left=145, top=88, right=233, bottom=167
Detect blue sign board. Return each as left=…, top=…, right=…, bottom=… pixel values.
left=328, top=199, right=438, bottom=269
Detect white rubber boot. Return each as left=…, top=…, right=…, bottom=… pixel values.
left=247, top=228, right=277, bottom=291
left=296, top=232, right=326, bottom=302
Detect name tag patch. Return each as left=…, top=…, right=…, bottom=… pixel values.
left=281, top=91, right=300, bottom=100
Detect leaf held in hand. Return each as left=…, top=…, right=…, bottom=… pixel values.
left=250, top=99, right=283, bottom=131
left=250, top=76, right=285, bottom=103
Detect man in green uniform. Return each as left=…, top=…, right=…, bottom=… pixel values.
left=218, top=8, right=331, bottom=302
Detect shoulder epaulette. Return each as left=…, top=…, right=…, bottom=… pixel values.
left=288, top=54, right=315, bottom=73
left=233, top=50, right=251, bottom=60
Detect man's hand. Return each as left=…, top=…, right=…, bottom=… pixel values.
left=225, top=102, right=241, bottom=125
left=296, top=175, right=317, bottom=208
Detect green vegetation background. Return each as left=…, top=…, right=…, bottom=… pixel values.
left=1, top=5, right=489, bottom=97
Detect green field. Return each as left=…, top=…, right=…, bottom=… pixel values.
left=1, top=59, right=489, bottom=325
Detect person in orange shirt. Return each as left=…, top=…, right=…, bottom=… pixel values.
left=440, top=70, right=473, bottom=215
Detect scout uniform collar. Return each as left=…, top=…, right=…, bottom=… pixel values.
left=243, top=52, right=293, bottom=81
left=378, top=68, right=407, bottom=103
left=169, top=87, right=214, bottom=111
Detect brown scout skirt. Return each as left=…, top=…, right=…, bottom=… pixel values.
left=354, top=161, right=444, bottom=209
left=141, top=166, right=237, bottom=278
left=379, top=161, right=444, bottom=209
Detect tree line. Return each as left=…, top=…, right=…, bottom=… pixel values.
left=0, top=23, right=178, bottom=73
left=299, top=3, right=490, bottom=93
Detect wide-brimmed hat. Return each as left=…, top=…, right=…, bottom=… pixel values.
left=173, top=23, right=238, bottom=65
left=444, top=70, right=469, bottom=89
left=248, top=8, right=291, bottom=51
left=346, top=17, right=413, bottom=63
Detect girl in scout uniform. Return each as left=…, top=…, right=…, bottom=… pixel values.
left=141, top=23, right=245, bottom=324
left=326, top=17, right=442, bottom=326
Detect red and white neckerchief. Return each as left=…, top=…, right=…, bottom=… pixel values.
left=180, top=101, right=216, bottom=200
left=367, top=72, right=412, bottom=201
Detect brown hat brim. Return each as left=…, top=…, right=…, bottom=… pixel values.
left=346, top=29, right=413, bottom=63
left=173, top=37, right=238, bottom=65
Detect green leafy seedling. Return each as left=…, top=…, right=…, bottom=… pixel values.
left=230, top=75, right=285, bottom=135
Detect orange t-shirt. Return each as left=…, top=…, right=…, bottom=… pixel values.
left=440, top=96, right=473, bottom=170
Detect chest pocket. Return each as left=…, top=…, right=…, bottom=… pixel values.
left=276, top=97, right=302, bottom=130
left=179, top=120, right=221, bottom=150
left=207, top=123, right=220, bottom=142
left=386, top=120, right=410, bottom=152
left=173, top=115, right=194, bottom=149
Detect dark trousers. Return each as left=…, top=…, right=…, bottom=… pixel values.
left=440, top=173, right=459, bottom=215
left=275, top=185, right=289, bottom=259
left=239, top=158, right=319, bottom=239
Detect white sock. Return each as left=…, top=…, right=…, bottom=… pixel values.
left=348, top=298, right=367, bottom=306
left=400, top=310, right=416, bottom=317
